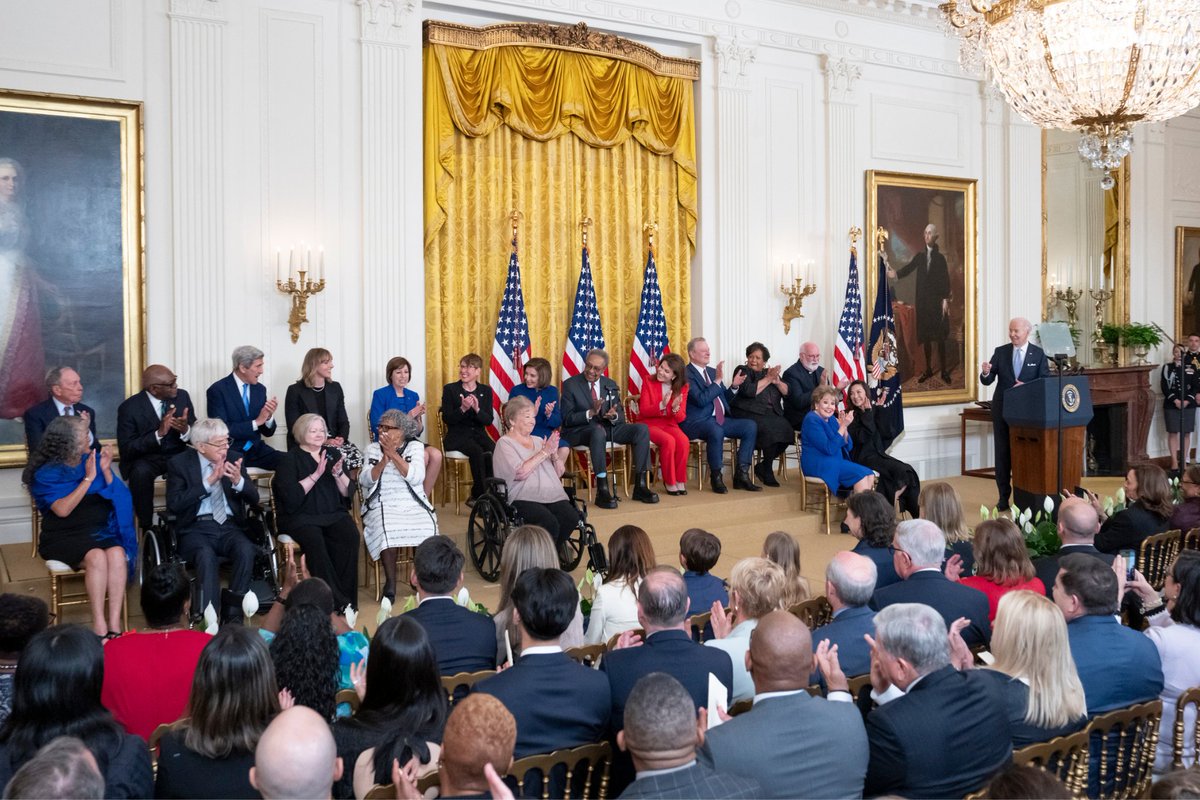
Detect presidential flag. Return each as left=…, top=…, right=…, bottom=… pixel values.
left=627, top=247, right=670, bottom=396
left=833, top=248, right=867, bottom=389
left=486, top=239, right=532, bottom=440
left=562, top=244, right=607, bottom=378
left=868, top=252, right=905, bottom=443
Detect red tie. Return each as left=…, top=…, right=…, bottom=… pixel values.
left=706, top=370, right=725, bottom=424
left=591, top=382, right=599, bottom=404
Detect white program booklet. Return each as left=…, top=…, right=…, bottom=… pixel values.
left=706, top=672, right=728, bottom=729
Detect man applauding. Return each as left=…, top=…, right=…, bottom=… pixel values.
left=117, top=364, right=196, bottom=530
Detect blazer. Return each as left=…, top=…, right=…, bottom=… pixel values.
left=1095, top=501, right=1171, bottom=555
left=560, top=373, right=625, bottom=436
left=1067, top=614, right=1163, bottom=714
left=165, top=450, right=259, bottom=532
left=852, top=540, right=902, bottom=590
left=116, top=389, right=196, bottom=467
left=475, top=651, right=611, bottom=758
left=24, top=398, right=97, bottom=451
left=781, top=361, right=823, bottom=427
left=697, top=689, right=869, bottom=800
left=284, top=380, right=350, bottom=449
left=863, top=665, right=1012, bottom=799
left=439, top=381, right=495, bottom=433
left=812, top=605, right=876, bottom=682
left=637, top=379, right=687, bottom=426
left=206, top=374, right=276, bottom=451
left=979, top=342, right=1050, bottom=423
left=683, top=364, right=733, bottom=429
left=1034, top=544, right=1115, bottom=598
left=619, top=762, right=761, bottom=799
left=869, top=570, right=991, bottom=647
left=404, top=597, right=497, bottom=675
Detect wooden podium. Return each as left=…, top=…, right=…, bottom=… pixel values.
left=1005, top=377, right=1094, bottom=502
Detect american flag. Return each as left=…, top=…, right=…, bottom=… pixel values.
left=487, top=239, right=532, bottom=440
left=627, top=247, right=670, bottom=396
left=562, top=245, right=607, bottom=378
left=833, top=248, right=867, bottom=389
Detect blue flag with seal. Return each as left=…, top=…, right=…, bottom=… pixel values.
left=868, top=253, right=904, bottom=446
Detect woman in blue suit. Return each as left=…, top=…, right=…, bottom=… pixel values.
left=508, top=358, right=562, bottom=439
left=800, top=385, right=874, bottom=495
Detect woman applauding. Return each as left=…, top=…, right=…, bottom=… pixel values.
left=800, top=386, right=874, bottom=495
left=637, top=353, right=691, bottom=496
left=845, top=380, right=920, bottom=516
left=369, top=356, right=442, bottom=499
left=509, top=358, right=562, bottom=440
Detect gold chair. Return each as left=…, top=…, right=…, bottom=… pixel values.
left=149, top=722, right=172, bottom=778
left=1172, top=685, right=1200, bottom=769
left=32, top=498, right=130, bottom=629
left=336, top=687, right=362, bottom=714
left=570, top=444, right=631, bottom=503
left=564, top=643, right=607, bottom=669
left=1012, top=727, right=1090, bottom=797
left=1185, top=527, right=1200, bottom=551
left=688, top=611, right=714, bottom=642
left=1139, top=529, right=1182, bottom=590
left=800, top=467, right=842, bottom=536
left=1086, top=699, right=1162, bottom=800
left=441, top=669, right=497, bottom=702
left=509, top=740, right=613, bottom=800
left=436, top=409, right=474, bottom=515
left=728, top=698, right=754, bottom=717
left=606, top=629, right=644, bottom=650
left=788, top=596, right=833, bottom=630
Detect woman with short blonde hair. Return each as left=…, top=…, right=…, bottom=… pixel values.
left=705, top=557, right=787, bottom=702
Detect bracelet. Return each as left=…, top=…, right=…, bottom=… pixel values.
left=1141, top=601, right=1167, bottom=617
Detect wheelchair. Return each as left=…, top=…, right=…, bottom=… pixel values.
left=466, top=474, right=605, bottom=582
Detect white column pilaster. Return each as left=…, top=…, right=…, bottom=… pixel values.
left=822, top=56, right=861, bottom=280
left=980, top=83, right=1007, bottom=339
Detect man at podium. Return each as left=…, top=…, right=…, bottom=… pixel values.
left=980, top=317, right=1049, bottom=507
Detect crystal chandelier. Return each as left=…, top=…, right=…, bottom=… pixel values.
left=940, top=0, right=1200, bottom=190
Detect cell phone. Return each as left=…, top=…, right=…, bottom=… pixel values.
left=1120, top=548, right=1137, bottom=580
left=1073, top=485, right=1088, bottom=499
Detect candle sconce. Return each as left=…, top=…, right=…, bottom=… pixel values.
left=1047, top=285, right=1083, bottom=330
left=780, top=265, right=817, bottom=335
left=275, top=246, right=326, bottom=343
left=1089, top=287, right=1115, bottom=364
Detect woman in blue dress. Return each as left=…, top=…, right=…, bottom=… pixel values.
left=800, top=385, right=874, bottom=495
left=507, top=357, right=562, bottom=439
left=368, top=356, right=441, bottom=500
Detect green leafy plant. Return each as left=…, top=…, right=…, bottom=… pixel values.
left=982, top=500, right=1060, bottom=559
left=1099, top=324, right=1121, bottom=345
left=1120, top=323, right=1162, bottom=348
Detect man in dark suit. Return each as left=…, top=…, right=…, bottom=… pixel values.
left=403, top=536, right=496, bottom=675
left=781, top=341, right=829, bottom=429
left=476, top=568, right=610, bottom=758
left=206, top=345, right=280, bottom=470
left=1035, top=497, right=1114, bottom=598
left=618, top=672, right=760, bottom=799
left=165, top=418, right=260, bottom=623
left=23, top=366, right=97, bottom=452
left=824, top=602, right=1012, bottom=799
left=560, top=348, right=658, bottom=509
left=870, top=519, right=991, bottom=647
left=887, top=224, right=953, bottom=385
left=699, top=609, right=868, bottom=799
left=680, top=337, right=759, bottom=493
left=812, top=551, right=877, bottom=683
left=117, top=364, right=196, bottom=530
left=979, top=317, right=1050, bottom=507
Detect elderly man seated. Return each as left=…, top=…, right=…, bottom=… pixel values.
left=117, top=364, right=196, bottom=531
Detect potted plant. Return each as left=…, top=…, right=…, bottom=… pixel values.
left=1120, top=323, right=1163, bottom=366
left=1098, top=323, right=1122, bottom=366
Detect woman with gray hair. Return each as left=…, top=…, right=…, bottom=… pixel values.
left=360, top=410, right=437, bottom=603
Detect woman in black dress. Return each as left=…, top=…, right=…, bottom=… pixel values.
left=845, top=380, right=920, bottom=516
left=730, top=342, right=793, bottom=487
left=284, top=347, right=361, bottom=472
left=439, top=353, right=495, bottom=504
left=1161, top=344, right=1197, bottom=474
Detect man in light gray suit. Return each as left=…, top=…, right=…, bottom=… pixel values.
left=696, top=609, right=869, bottom=799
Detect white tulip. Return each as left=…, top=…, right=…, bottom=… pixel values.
left=980, top=505, right=990, bottom=520
left=344, top=606, right=358, bottom=629
left=376, top=597, right=393, bottom=627
left=1043, top=495, right=1055, bottom=514
left=241, top=591, right=259, bottom=619
left=203, top=603, right=219, bottom=635
left=1116, top=487, right=1126, bottom=504
left=457, top=587, right=471, bottom=607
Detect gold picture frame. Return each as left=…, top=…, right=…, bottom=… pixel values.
left=866, top=170, right=977, bottom=408
left=1176, top=226, right=1200, bottom=341
left=0, top=90, right=145, bottom=467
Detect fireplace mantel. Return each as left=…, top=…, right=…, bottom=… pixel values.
left=1079, top=365, right=1155, bottom=470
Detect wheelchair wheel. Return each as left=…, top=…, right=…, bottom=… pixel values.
left=467, top=494, right=508, bottom=582
left=137, top=528, right=164, bottom=587
left=559, top=521, right=586, bottom=572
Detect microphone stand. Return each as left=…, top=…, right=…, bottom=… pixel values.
left=601, top=385, right=619, bottom=502
left=1052, top=352, right=1070, bottom=502
left=1152, top=322, right=1188, bottom=476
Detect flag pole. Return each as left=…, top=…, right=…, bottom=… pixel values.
left=510, top=209, right=522, bottom=252
left=581, top=215, right=592, bottom=253
left=643, top=221, right=657, bottom=256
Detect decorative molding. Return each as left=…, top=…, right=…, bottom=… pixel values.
left=424, top=20, right=700, bottom=80
left=0, top=0, right=125, bottom=81
left=168, top=0, right=225, bottom=22
left=822, top=55, right=861, bottom=102
left=714, top=37, right=756, bottom=88
left=1145, top=122, right=1167, bottom=146
left=359, top=0, right=415, bottom=44
left=981, top=81, right=1005, bottom=122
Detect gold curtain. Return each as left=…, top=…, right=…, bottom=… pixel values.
left=423, top=41, right=696, bottom=421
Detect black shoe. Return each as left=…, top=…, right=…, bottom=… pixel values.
left=733, top=468, right=762, bottom=492
left=941, top=371, right=952, bottom=383
left=633, top=473, right=660, bottom=504
left=755, top=462, right=780, bottom=488
left=917, top=371, right=934, bottom=383
left=595, top=484, right=619, bottom=509
left=710, top=473, right=729, bottom=494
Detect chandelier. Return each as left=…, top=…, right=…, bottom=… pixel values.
left=940, top=0, right=1200, bottom=189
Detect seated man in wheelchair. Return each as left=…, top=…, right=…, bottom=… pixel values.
left=165, top=417, right=261, bottom=623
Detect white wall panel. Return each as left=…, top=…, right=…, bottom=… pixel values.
left=869, top=95, right=963, bottom=166
left=0, top=0, right=124, bottom=81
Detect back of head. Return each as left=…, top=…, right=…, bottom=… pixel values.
left=1058, top=497, right=1100, bottom=542
left=895, top=519, right=947, bottom=570
left=1134, top=464, right=1174, bottom=518
left=762, top=531, right=809, bottom=604
left=1151, top=767, right=1200, bottom=800
left=873, top=603, right=949, bottom=677
left=679, top=529, right=721, bottom=574
left=361, top=616, right=444, bottom=727
left=728, top=557, right=787, bottom=619
left=0, top=595, right=49, bottom=658
left=141, top=562, right=191, bottom=627
left=986, top=763, right=1071, bottom=800
left=3, top=736, right=104, bottom=800
left=826, top=551, right=877, bottom=608
left=441, top=694, right=516, bottom=792
left=1171, top=550, right=1200, bottom=626
left=608, top=525, right=655, bottom=588
left=512, top=568, right=577, bottom=641
left=747, top=610, right=813, bottom=690
left=287, top=578, right=335, bottom=617
left=22, top=415, right=87, bottom=486
left=973, top=518, right=1035, bottom=586
left=638, top=567, right=689, bottom=629
left=185, top=625, right=280, bottom=759
left=270, top=604, right=338, bottom=722
left=1057, top=552, right=1118, bottom=616
left=623, top=673, right=697, bottom=756
left=414, top=536, right=465, bottom=595
left=253, top=705, right=339, bottom=800
left=846, top=492, right=897, bottom=548
left=920, top=482, right=969, bottom=542
left=497, top=526, right=558, bottom=612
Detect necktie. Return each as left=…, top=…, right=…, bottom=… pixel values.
left=63, top=405, right=73, bottom=416
left=207, top=463, right=228, bottom=524
left=160, top=400, right=169, bottom=418
left=704, top=369, right=725, bottom=424
left=1013, top=347, right=1023, bottom=379
left=241, top=383, right=250, bottom=415
left=591, top=382, right=599, bottom=403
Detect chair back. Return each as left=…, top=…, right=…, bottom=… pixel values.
left=364, top=771, right=440, bottom=800
left=1087, top=699, right=1162, bottom=800
left=335, top=688, right=361, bottom=714
left=510, top=740, right=613, bottom=799
left=1139, top=530, right=1182, bottom=590
left=687, top=611, right=713, bottom=643
left=1185, top=527, right=1200, bottom=552
left=788, top=596, right=833, bottom=630
left=728, top=698, right=753, bottom=716
left=1013, top=727, right=1090, bottom=797
left=606, top=629, right=644, bottom=650
left=149, top=722, right=172, bottom=777
left=1173, top=685, right=1200, bottom=769
left=441, top=669, right=496, bottom=702
left=564, top=643, right=607, bottom=669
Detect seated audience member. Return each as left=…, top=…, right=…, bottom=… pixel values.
left=0, top=626, right=152, bottom=799
left=846, top=380, right=920, bottom=516
left=781, top=341, right=828, bottom=430
left=206, top=345, right=280, bottom=471
left=0, top=596, right=49, bottom=729
left=985, top=763, right=1072, bottom=800
left=477, top=568, right=610, bottom=758
left=332, top=616, right=446, bottom=799
left=284, top=348, right=352, bottom=457
left=870, top=518, right=991, bottom=646
left=700, top=610, right=868, bottom=799
left=761, top=530, right=810, bottom=606
left=1054, top=552, right=1164, bottom=713
left=360, top=410, right=438, bottom=604
left=681, top=337, right=760, bottom=493
left=508, top=357, right=563, bottom=440
left=585, top=525, right=656, bottom=645
left=1034, top=496, right=1113, bottom=597
left=273, top=413, right=360, bottom=611
left=1171, top=465, right=1200, bottom=534
left=116, top=364, right=195, bottom=530
left=166, top=417, right=261, bottom=622
left=413, top=693, right=515, bottom=800
left=262, top=574, right=368, bottom=698
left=636, top=352, right=691, bottom=496
left=492, top=526, right=585, bottom=664
left=439, top=353, right=495, bottom=505
left=705, top=558, right=788, bottom=702
left=155, top=625, right=280, bottom=800
left=270, top=603, right=338, bottom=722
left=23, top=415, right=133, bottom=637
left=2, top=736, right=104, bottom=800
left=617, top=672, right=761, bottom=799
left=404, top=536, right=496, bottom=675
left=560, top=348, right=659, bottom=508
left=1087, top=464, right=1173, bottom=554
left=954, top=517, right=1045, bottom=621
left=23, top=366, right=96, bottom=452
left=822, top=603, right=1012, bottom=799
left=679, top=528, right=728, bottom=640
left=729, top=342, right=794, bottom=488
left=846, top=490, right=901, bottom=589
left=921, top=481, right=975, bottom=577
left=1126, top=550, right=1200, bottom=772
left=811, top=551, right=878, bottom=682
left=368, top=356, right=441, bottom=498
left=250, top=706, right=342, bottom=800
left=101, top=563, right=209, bottom=741
left=800, top=385, right=875, bottom=496
left=491, top=396, right=578, bottom=548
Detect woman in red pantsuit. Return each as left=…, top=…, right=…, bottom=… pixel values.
left=638, top=353, right=691, bottom=496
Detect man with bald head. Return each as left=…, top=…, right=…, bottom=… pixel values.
left=698, top=610, right=868, bottom=798
left=117, top=364, right=196, bottom=529
left=250, top=705, right=342, bottom=799
left=23, top=366, right=97, bottom=451
left=1034, top=495, right=1114, bottom=598
left=980, top=316, right=1049, bottom=507
left=782, top=341, right=830, bottom=429
left=887, top=223, right=953, bottom=385
left=811, top=551, right=878, bottom=681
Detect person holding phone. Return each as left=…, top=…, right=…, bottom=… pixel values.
left=1084, top=463, right=1173, bottom=555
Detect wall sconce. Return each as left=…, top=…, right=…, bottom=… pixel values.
left=780, top=259, right=817, bottom=335
left=276, top=244, right=326, bottom=343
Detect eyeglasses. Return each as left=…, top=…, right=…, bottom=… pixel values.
left=377, top=424, right=399, bottom=433
left=150, top=379, right=178, bottom=388
left=887, top=545, right=910, bottom=558
left=199, top=439, right=231, bottom=450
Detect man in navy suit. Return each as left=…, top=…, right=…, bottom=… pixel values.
left=1034, top=497, right=1114, bottom=598
left=206, top=345, right=280, bottom=471
left=781, top=341, right=830, bottom=429
left=680, top=337, right=759, bottom=493
left=979, top=317, right=1050, bottom=507
left=812, top=551, right=877, bottom=683
left=476, top=568, right=610, bottom=758
left=117, top=364, right=196, bottom=530
left=870, top=519, right=991, bottom=647
left=403, top=536, right=496, bottom=675
left=23, top=366, right=97, bottom=452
